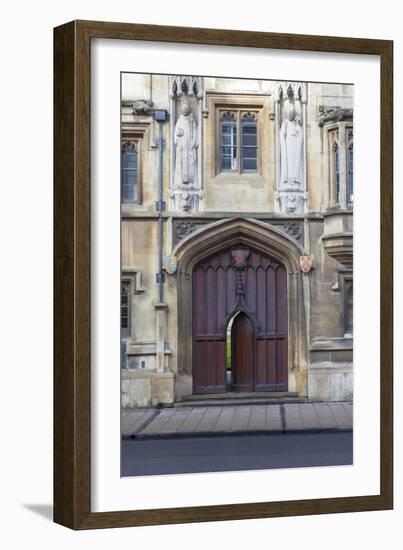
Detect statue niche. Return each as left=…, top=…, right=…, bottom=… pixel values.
left=169, top=75, right=203, bottom=213
left=174, top=100, right=198, bottom=187
left=279, top=104, right=304, bottom=187
left=274, top=82, right=308, bottom=215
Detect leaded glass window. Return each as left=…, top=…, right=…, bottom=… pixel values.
left=345, top=280, right=353, bottom=335
left=121, top=283, right=130, bottom=334
left=333, top=141, right=340, bottom=203
left=220, top=112, right=237, bottom=171
left=219, top=110, right=259, bottom=174
left=241, top=113, right=258, bottom=172
left=122, top=142, right=139, bottom=202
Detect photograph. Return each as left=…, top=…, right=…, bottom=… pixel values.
left=1, top=0, right=396, bottom=540
left=120, top=72, right=354, bottom=477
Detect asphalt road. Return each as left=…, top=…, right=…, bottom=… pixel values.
left=121, top=431, right=353, bottom=477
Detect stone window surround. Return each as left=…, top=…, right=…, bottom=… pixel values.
left=331, top=268, right=354, bottom=338
left=121, top=141, right=140, bottom=204
left=121, top=267, right=145, bottom=296
left=121, top=122, right=150, bottom=207
left=323, top=121, right=353, bottom=210
left=204, top=92, right=271, bottom=182
left=121, top=268, right=146, bottom=348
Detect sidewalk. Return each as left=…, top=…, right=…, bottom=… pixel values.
left=122, top=402, right=353, bottom=439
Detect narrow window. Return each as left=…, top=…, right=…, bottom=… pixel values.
left=344, top=280, right=353, bottom=335
left=333, top=142, right=340, bottom=204
left=121, top=282, right=130, bottom=369
left=122, top=142, right=138, bottom=203
left=241, top=113, right=258, bottom=172
left=121, top=282, right=130, bottom=336
left=347, top=130, right=353, bottom=203
left=220, top=112, right=237, bottom=172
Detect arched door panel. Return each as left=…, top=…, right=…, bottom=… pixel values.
left=192, top=246, right=288, bottom=394
left=232, top=313, right=254, bottom=392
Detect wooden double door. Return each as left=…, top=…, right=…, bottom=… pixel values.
left=192, top=245, right=288, bottom=394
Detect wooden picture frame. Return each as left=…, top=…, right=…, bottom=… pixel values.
left=54, top=20, right=393, bottom=529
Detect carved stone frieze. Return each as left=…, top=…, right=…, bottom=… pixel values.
left=173, top=218, right=304, bottom=245
left=283, top=222, right=303, bottom=241
left=175, top=222, right=196, bottom=242
left=173, top=220, right=205, bottom=244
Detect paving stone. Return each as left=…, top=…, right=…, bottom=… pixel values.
left=230, top=406, right=252, bottom=431
left=300, top=403, right=321, bottom=430
left=157, top=410, right=191, bottom=433
left=329, top=402, right=353, bottom=429
left=141, top=409, right=176, bottom=433
left=211, top=407, right=235, bottom=432
left=342, top=402, right=353, bottom=420
left=265, top=405, right=283, bottom=430
left=195, top=407, right=222, bottom=432
left=248, top=405, right=267, bottom=430
left=128, top=401, right=353, bottom=436
left=313, top=403, right=338, bottom=429
left=283, top=404, right=304, bottom=430
left=121, top=408, right=134, bottom=419
left=122, top=409, right=154, bottom=435
left=177, top=407, right=208, bottom=432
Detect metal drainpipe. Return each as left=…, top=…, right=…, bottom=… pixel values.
left=153, top=109, right=168, bottom=302
left=157, top=120, right=164, bottom=303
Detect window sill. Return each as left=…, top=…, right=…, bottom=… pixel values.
left=211, top=173, right=266, bottom=186
left=121, top=203, right=148, bottom=215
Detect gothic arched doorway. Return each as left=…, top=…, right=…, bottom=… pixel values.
left=192, top=244, right=288, bottom=394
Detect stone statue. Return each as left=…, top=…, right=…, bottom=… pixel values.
left=279, top=105, right=303, bottom=186
left=174, top=100, right=198, bottom=186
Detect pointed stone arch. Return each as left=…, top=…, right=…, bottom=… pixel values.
left=173, top=217, right=309, bottom=398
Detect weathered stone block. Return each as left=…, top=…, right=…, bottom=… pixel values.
left=121, top=376, right=151, bottom=408
left=308, top=363, right=353, bottom=401
left=151, top=372, right=174, bottom=406
left=121, top=370, right=174, bottom=407
left=174, top=375, right=193, bottom=401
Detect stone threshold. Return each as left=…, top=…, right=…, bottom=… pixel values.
left=174, top=391, right=306, bottom=408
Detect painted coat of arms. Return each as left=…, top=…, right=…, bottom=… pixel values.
left=231, top=246, right=250, bottom=269
left=300, top=255, right=313, bottom=273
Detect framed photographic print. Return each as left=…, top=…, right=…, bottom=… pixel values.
left=54, top=20, right=393, bottom=529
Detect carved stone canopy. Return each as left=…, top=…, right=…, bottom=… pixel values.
left=274, top=81, right=307, bottom=103
left=171, top=76, right=203, bottom=98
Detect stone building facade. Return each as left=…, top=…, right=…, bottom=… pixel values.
left=120, top=74, right=353, bottom=407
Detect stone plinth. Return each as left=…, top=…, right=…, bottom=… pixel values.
left=122, top=370, right=174, bottom=408
left=308, top=363, right=353, bottom=402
